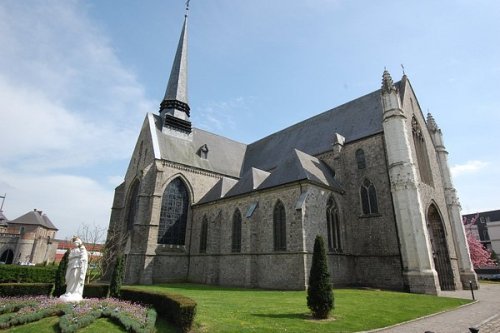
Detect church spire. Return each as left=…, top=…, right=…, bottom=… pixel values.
left=160, top=7, right=191, bottom=133
left=381, top=68, right=395, bottom=94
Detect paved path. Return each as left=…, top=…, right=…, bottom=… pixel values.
left=371, top=283, right=500, bottom=333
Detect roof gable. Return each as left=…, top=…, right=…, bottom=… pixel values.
left=8, top=210, right=58, bottom=230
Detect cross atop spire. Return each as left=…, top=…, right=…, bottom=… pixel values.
left=160, top=11, right=191, bottom=133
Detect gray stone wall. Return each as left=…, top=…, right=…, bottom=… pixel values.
left=318, top=134, right=405, bottom=290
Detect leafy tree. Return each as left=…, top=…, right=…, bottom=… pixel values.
left=110, top=254, right=125, bottom=297
left=307, top=235, right=334, bottom=319
left=53, top=249, right=70, bottom=297
left=466, top=232, right=496, bottom=268
left=463, top=214, right=496, bottom=268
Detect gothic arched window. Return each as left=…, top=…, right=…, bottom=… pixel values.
left=273, top=200, right=286, bottom=251
left=412, top=116, right=434, bottom=186
left=126, top=180, right=140, bottom=231
left=158, top=178, right=190, bottom=245
left=199, top=216, right=208, bottom=253
left=356, top=149, right=366, bottom=169
left=232, top=209, right=242, bottom=252
left=326, top=196, right=342, bottom=251
left=360, top=178, right=379, bottom=215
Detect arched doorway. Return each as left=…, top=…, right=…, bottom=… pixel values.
left=427, top=204, right=455, bottom=290
left=0, top=249, right=14, bottom=264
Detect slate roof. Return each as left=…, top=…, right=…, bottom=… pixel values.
left=198, top=177, right=238, bottom=204
left=154, top=80, right=405, bottom=204
left=8, top=210, right=58, bottom=231
left=151, top=114, right=247, bottom=178
left=258, top=149, right=342, bottom=192
left=241, top=88, right=386, bottom=174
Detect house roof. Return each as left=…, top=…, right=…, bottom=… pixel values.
left=8, top=210, right=58, bottom=231
left=0, top=210, right=8, bottom=227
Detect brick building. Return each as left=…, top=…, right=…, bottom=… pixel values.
left=0, top=209, right=58, bottom=265
left=105, top=11, right=477, bottom=295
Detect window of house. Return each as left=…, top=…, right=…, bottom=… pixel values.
left=356, top=149, right=366, bottom=169
left=273, top=200, right=286, bottom=251
left=360, top=178, right=379, bottom=215
left=232, top=209, right=242, bottom=252
left=158, top=178, right=190, bottom=245
left=199, top=216, right=208, bottom=253
left=411, top=116, right=434, bottom=186
left=326, top=196, right=342, bottom=251
left=126, top=181, right=140, bottom=231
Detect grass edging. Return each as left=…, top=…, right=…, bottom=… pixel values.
left=120, top=286, right=197, bottom=333
left=365, top=299, right=478, bottom=332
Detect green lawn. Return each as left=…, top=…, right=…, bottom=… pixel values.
left=132, top=283, right=472, bottom=333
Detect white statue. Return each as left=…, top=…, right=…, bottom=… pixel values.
left=60, top=236, right=88, bottom=302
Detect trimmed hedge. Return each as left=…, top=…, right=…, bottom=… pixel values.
left=0, top=283, right=53, bottom=297
left=0, top=265, right=57, bottom=283
left=82, top=284, right=110, bottom=298
left=120, top=286, right=197, bottom=333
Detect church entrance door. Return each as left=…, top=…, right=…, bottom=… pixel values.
left=427, top=204, right=455, bottom=291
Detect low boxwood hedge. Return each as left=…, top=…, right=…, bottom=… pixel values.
left=0, top=283, right=53, bottom=297
left=0, top=265, right=57, bottom=283
left=82, top=284, right=110, bottom=298
left=120, top=286, right=197, bottom=333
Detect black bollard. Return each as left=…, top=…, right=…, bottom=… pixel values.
left=469, top=327, right=479, bottom=333
left=469, top=280, right=475, bottom=300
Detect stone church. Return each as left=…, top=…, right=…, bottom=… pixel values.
left=106, top=12, right=477, bottom=295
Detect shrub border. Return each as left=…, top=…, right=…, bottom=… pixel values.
left=120, top=286, right=197, bottom=333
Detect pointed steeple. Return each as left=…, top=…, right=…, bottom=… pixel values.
left=160, top=11, right=192, bottom=133
left=426, top=113, right=439, bottom=132
left=381, top=68, right=395, bottom=94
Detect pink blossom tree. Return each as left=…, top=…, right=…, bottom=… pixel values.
left=463, top=214, right=496, bottom=268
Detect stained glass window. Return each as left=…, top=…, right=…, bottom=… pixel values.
left=158, top=178, right=189, bottom=245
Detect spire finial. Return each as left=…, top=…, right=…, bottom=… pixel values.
left=401, top=64, right=406, bottom=76
left=381, top=68, right=395, bottom=94
left=427, top=112, right=439, bottom=132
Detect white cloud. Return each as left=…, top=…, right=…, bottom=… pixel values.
left=0, top=167, right=112, bottom=240
left=0, top=1, right=154, bottom=238
left=450, top=160, right=489, bottom=177
left=0, top=1, right=155, bottom=170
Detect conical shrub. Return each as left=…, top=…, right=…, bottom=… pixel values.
left=307, top=235, right=334, bottom=319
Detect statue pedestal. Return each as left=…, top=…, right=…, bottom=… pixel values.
left=59, top=293, right=83, bottom=303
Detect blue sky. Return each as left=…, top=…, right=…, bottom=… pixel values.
left=0, top=0, right=499, bottom=239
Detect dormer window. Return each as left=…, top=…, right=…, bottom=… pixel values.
left=198, top=144, right=209, bottom=159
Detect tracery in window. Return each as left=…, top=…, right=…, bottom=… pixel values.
left=158, top=178, right=190, bottom=245
left=360, top=178, right=379, bottom=215
left=326, top=196, right=342, bottom=251
left=273, top=200, right=286, bottom=251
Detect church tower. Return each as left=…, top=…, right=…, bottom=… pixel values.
left=160, top=11, right=191, bottom=135
left=381, top=70, right=440, bottom=294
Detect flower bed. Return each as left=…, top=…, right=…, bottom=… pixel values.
left=0, top=296, right=156, bottom=333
